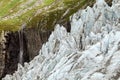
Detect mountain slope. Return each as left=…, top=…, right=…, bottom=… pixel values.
left=0, top=0, right=95, bottom=31
left=2, top=0, right=120, bottom=80
left=0, top=0, right=112, bottom=32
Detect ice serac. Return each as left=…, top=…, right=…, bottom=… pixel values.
left=2, top=0, right=120, bottom=80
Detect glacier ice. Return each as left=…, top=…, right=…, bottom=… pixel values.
left=2, top=0, right=120, bottom=80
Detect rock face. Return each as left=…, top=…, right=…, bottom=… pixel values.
left=23, top=28, right=51, bottom=60
left=0, top=31, right=30, bottom=78
left=0, top=31, right=6, bottom=77
left=1, top=28, right=50, bottom=79
left=2, top=0, right=120, bottom=80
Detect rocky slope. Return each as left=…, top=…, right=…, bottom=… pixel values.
left=2, top=0, right=120, bottom=80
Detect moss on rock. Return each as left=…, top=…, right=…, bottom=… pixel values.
left=0, top=0, right=112, bottom=32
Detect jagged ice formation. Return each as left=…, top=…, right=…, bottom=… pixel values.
left=2, top=0, right=120, bottom=80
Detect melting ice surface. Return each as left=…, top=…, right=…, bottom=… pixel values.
left=2, top=0, right=120, bottom=80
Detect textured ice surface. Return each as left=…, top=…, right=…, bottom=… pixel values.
left=2, top=0, right=120, bottom=80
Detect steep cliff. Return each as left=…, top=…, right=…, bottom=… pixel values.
left=2, top=0, right=120, bottom=80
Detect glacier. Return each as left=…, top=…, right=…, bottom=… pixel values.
left=2, top=0, right=120, bottom=80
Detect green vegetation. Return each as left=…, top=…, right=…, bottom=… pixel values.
left=0, top=0, right=55, bottom=31
left=0, top=0, right=111, bottom=32
left=44, top=0, right=55, bottom=5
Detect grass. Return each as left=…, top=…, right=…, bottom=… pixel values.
left=0, top=0, right=55, bottom=31
left=44, top=0, right=55, bottom=5
left=0, top=0, right=21, bottom=17
left=0, top=0, right=97, bottom=32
